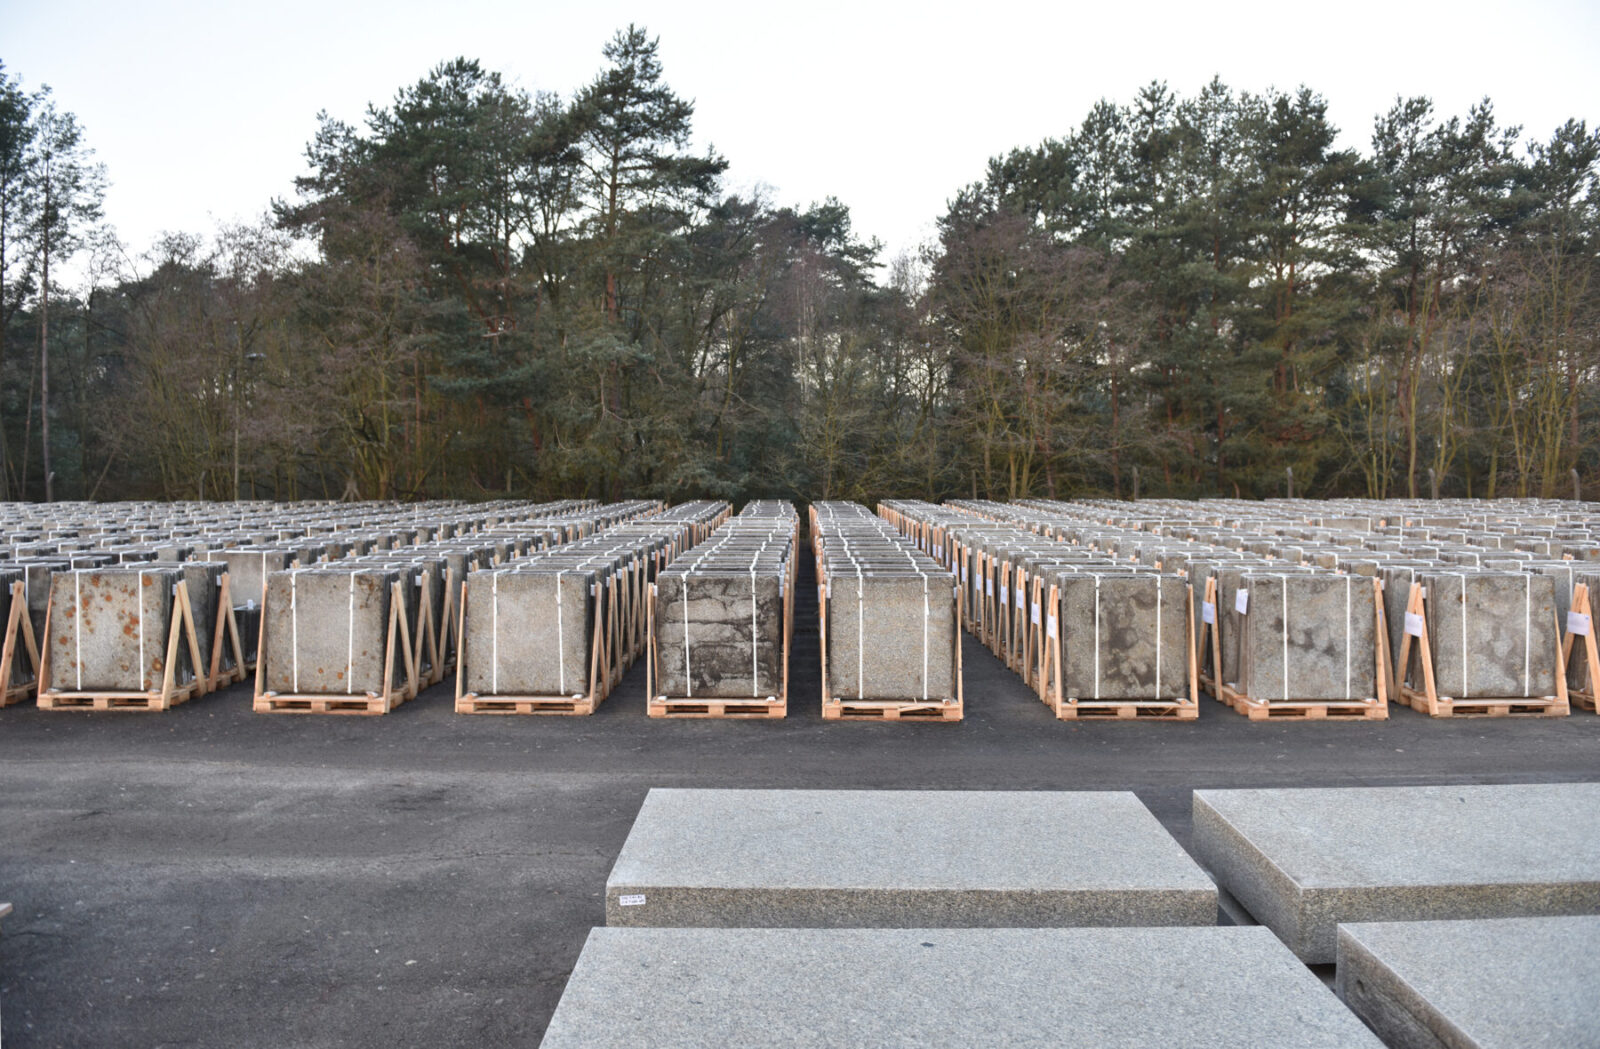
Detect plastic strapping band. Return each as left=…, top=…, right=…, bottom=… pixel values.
left=1345, top=575, right=1352, bottom=700
left=1154, top=577, right=1162, bottom=698
left=1524, top=573, right=1531, bottom=698
left=921, top=571, right=930, bottom=702
left=291, top=571, right=299, bottom=693
left=682, top=569, right=692, bottom=698
left=1281, top=574, right=1289, bottom=702
left=492, top=573, right=500, bottom=695
left=1093, top=576, right=1102, bottom=700
left=849, top=562, right=861, bottom=700
left=1457, top=572, right=1469, bottom=697
left=75, top=570, right=84, bottom=691
left=556, top=572, right=565, bottom=694
left=346, top=572, right=355, bottom=694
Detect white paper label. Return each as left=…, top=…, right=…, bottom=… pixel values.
left=986, top=578, right=994, bottom=597
left=1201, top=601, right=1216, bottom=625
left=1404, top=612, right=1426, bottom=637
left=1031, top=602, right=1041, bottom=625
left=618, top=894, right=646, bottom=907
left=1569, top=611, right=1592, bottom=637
left=1016, top=587, right=1024, bottom=608
left=1000, top=584, right=1008, bottom=607
left=1046, top=614, right=1057, bottom=639
left=1235, top=589, right=1249, bottom=614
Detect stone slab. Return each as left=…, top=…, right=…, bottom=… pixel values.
left=656, top=572, right=785, bottom=698
left=1055, top=572, right=1188, bottom=700
left=1337, top=916, right=1600, bottom=1049
left=825, top=572, right=956, bottom=701
left=606, top=788, right=1215, bottom=927
left=1193, top=784, right=1600, bottom=963
left=540, top=926, right=1384, bottom=1049
left=1239, top=572, right=1377, bottom=701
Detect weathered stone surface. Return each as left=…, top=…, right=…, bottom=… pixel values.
left=1337, top=916, right=1600, bottom=1049
left=1055, top=572, right=1188, bottom=700
left=606, top=789, right=1215, bottom=927
left=657, top=572, right=785, bottom=698
left=262, top=569, right=398, bottom=695
left=1193, top=784, right=1600, bottom=963
left=463, top=569, right=596, bottom=696
left=1420, top=571, right=1558, bottom=697
left=825, top=571, right=955, bottom=701
left=47, top=567, right=182, bottom=691
left=1238, top=572, right=1378, bottom=701
left=541, top=926, right=1383, bottom=1049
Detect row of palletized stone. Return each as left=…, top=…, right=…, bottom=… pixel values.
left=646, top=501, right=798, bottom=718
left=885, top=495, right=1599, bottom=719
left=812, top=501, right=962, bottom=720
left=880, top=499, right=1197, bottom=720
left=0, top=498, right=669, bottom=712
left=454, top=500, right=732, bottom=714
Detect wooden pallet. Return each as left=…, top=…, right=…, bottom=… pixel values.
left=1054, top=698, right=1199, bottom=720
left=254, top=577, right=417, bottom=715
left=1395, top=580, right=1569, bottom=718
left=822, top=698, right=963, bottom=721
left=251, top=693, right=395, bottom=715
left=38, top=680, right=204, bottom=712
left=1217, top=686, right=1387, bottom=720
left=648, top=697, right=786, bottom=718
left=0, top=580, right=41, bottom=706
left=37, top=579, right=208, bottom=713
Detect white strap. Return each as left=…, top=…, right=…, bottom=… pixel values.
left=1154, top=578, right=1162, bottom=698
left=1280, top=574, right=1289, bottom=702
left=291, top=571, right=299, bottom=693
left=1093, top=576, right=1102, bottom=700
left=556, top=572, right=565, bottom=694
left=75, top=570, right=84, bottom=690
left=492, top=573, right=500, bottom=695
left=346, top=573, right=355, bottom=694
left=1524, top=573, right=1531, bottom=698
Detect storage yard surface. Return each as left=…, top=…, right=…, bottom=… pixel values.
left=3, top=602, right=1600, bottom=1049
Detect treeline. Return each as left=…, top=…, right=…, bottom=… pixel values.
left=1, top=31, right=1596, bottom=504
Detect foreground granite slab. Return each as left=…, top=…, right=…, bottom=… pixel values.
left=1193, top=784, right=1600, bottom=963
left=540, top=927, right=1384, bottom=1049
left=1337, top=916, right=1600, bottom=1049
left=606, top=788, right=1215, bottom=927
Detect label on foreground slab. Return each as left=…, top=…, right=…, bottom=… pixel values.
left=618, top=894, right=646, bottom=907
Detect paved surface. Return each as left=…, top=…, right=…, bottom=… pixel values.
left=1, top=547, right=1599, bottom=1048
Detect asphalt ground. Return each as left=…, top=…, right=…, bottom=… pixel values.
left=2, top=547, right=1599, bottom=1048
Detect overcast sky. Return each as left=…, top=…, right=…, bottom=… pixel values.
left=4, top=0, right=1598, bottom=276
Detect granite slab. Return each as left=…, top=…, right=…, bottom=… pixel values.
left=1337, top=916, right=1600, bottom=1049
left=540, top=926, right=1384, bottom=1049
left=1193, top=784, right=1600, bottom=963
left=606, top=788, right=1215, bottom=927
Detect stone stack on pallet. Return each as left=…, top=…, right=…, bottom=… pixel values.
left=647, top=501, right=796, bottom=718
left=457, top=501, right=729, bottom=715
left=1007, top=496, right=1583, bottom=718
left=880, top=499, right=1196, bottom=720
left=252, top=500, right=663, bottom=715
left=813, top=501, right=961, bottom=721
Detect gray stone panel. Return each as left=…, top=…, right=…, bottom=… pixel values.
left=606, top=788, right=1215, bottom=927
left=1337, top=916, right=1600, bottom=1049
left=1193, top=784, right=1600, bottom=963
left=541, top=926, right=1383, bottom=1049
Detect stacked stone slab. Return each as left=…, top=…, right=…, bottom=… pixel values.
left=39, top=565, right=208, bottom=710
left=814, top=501, right=960, bottom=719
left=1337, top=916, right=1600, bottom=1049
left=251, top=500, right=664, bottom=714
left=881, top=499, right=1194, bottom=719
left=1193, top=784, right=1600, bottom=963
left=649, top=502, right=796, bottom=716
left=605, top=788, right=1216, bottom=927
left=458, top=501, right=729, bottom=714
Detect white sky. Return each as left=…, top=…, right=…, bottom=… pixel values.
left=4, top=0, right=1598, bottom=279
